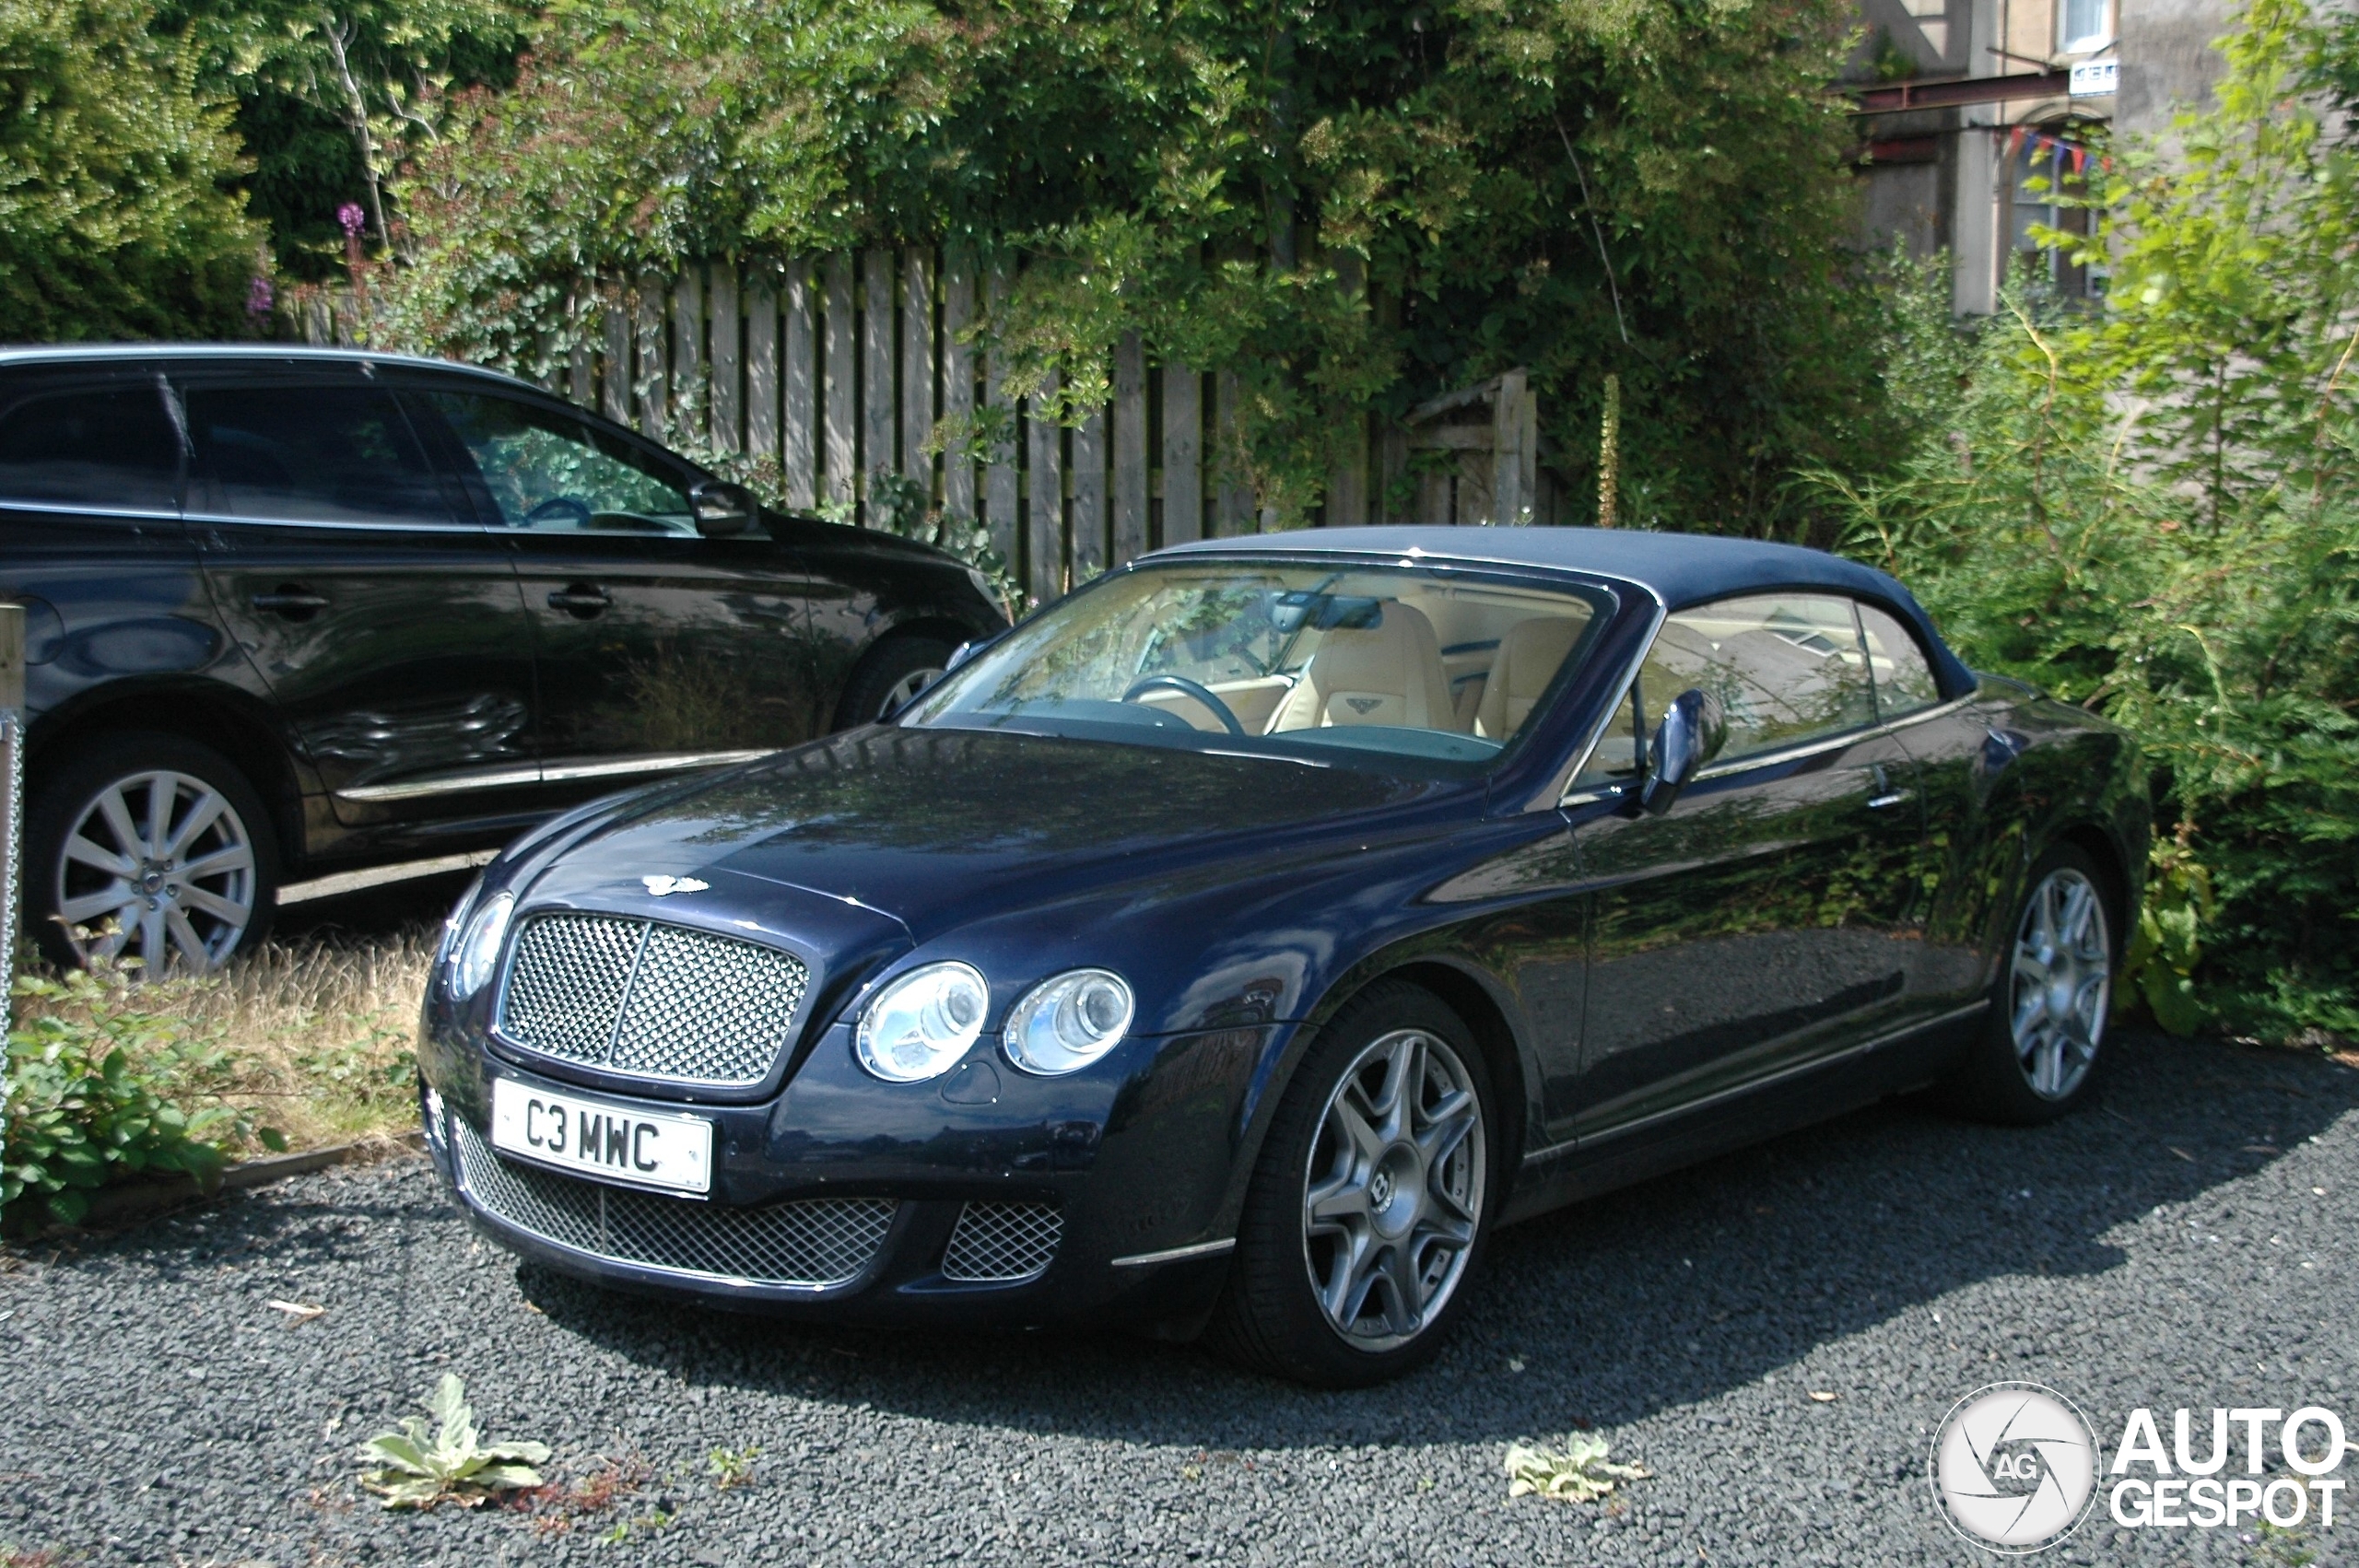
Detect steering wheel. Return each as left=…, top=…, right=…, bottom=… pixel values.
left=1121, top=674, right=1247, bottom=736
left=523, top=496, right=592, bottom=527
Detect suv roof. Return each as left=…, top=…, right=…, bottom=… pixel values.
left=0, top=343, right=539, bottom=393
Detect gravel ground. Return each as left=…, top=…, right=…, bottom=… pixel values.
left=3, top=1029, right=2353, bottom=1568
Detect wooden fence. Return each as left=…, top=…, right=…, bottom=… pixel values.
left=297, top=251, right=1565, bottom=603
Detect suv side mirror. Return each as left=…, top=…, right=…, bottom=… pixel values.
left=689, top=479, right=757, bottom=538
left=1637, top=687, right=1728, bottom=816
left=942, top=633, right=999, bottom=676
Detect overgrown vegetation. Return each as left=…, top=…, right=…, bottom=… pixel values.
left=377, top=0, right=1896, bottom=534
left=358, top=1373, right=550, bottom=1509
left=1817, top=0, right=2359, bottom=1040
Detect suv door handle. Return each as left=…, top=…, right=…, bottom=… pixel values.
left=1866, top=761, right=1911, bottom=810
left=546, top=584, right=611, bottom=617
left=250, top=587, right=329, bottom=616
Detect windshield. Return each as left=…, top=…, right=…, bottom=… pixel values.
left=901, top=560, right=1612, bottom=774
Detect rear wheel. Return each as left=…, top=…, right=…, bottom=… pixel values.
left=1209, top=981, right=1496, bottom=1387
left=1942, top=845, right=2118, bottom=1124
left=24, top=732, right=278, bottom=975
left=835, top=634, right=958, bottom=728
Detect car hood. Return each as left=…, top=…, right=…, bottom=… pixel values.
left=526, top=726, right=1455, bottom=945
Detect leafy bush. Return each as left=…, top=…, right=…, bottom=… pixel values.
left=1817, top=0, right=2359, bottom=1040
left=0, top=0, right=262, bottom=338
left=1, top=965, right=280, bottom=1231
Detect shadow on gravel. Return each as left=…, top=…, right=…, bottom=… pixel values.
left=499, top=1031, right=2353, bottom=1449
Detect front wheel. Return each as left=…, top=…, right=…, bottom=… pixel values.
left=1942, top=845, right=2118, bottom=1124
left=1209, top=982, right=1496, bottom=1387
left=835, top=634, right=958, bottom=728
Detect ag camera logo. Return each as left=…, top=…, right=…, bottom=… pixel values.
left=1931, top=1383, right=2101, bottom=1553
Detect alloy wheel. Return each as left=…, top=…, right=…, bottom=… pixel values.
left=2009, top=866, right=2110, bottom=1100
left=878, top=664, right=945, bottom=718
left=52, top=768, right=259, bottom=974
left=1299, top=1028, right=1486, bottom=1352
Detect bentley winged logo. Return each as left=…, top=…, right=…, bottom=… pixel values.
left=640, top=874, right=710, bottom=897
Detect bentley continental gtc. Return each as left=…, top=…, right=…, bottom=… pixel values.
left=417, top=527, right=2148, bottom=1386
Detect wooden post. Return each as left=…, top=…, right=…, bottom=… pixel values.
left=671, top=265, right=704, bottom=443
left=784, top=259, right=818, bottom=509
left=1111, top=333, right=1148, bottom=564
left=602, top=280, right=631, bottom=425
left=1072, top=401, right=1107, bottom=583
left=1160, top=364, right=1203, bottom=545
left=709, top=262, right=742, bottom=454
left=1215, top=372, right=1253, bottom=535
left=1027, top=374, right=1063, bottom=603
left=983, top=260, right=1019, bottom=570
left=900, top=250, right=935, bottom=505
left=824, top=253, right=857, bottom=510
left=745, top=263, right=780, bottom=464
left=941, top=249, right=978, bottom=526
left=1490, top=368, right=1532, bottom=524
left=635, top=276, right=667, bottom=437
left=862, top=248, right=896, bottom=521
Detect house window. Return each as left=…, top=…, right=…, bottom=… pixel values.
left=2013, top=135, right=2103, bottom=298
left=2060, top=0, right=2113, bottom=53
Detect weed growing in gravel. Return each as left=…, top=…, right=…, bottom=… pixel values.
left=520, top=1455, right=655, bottom=1537
left=708, top=1444, right=759, bottom=1489
left=358, top=1374, right=551, bottom=1509
left=1503, top=1433, right=1649, bottom=1503
left=0, top=1546, right=62, bottom=1568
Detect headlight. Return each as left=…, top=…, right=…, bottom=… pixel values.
left=448, top=891, right=514, bottom=1000
left=856, top=962, right=988, bottom=1082
left=1003, top=969, right=1133, bottom=1075
left=437, top=874, right=484, bottom=966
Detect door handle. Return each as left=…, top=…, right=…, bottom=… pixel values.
left=1867, top=789, right=1913, bottom=810
left=546, top=584, right=611, bottom=617
left=250, top=587, right=329, bottom=616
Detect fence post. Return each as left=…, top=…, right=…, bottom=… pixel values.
left=0, top=603, right=24, bottom=1009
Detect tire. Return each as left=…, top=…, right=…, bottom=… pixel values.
left=1941, top=844, right=2120, bottom=1125
left=834, top=634, right=959, bottom=729
left=23, top=731, right=279, bottom=975
left=1208, top=981, right=1497, bottom=1387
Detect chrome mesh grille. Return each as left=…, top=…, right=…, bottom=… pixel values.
left=498, top=912, right=807, bottom=1086
left=452, top=1117, right=892, bottom=1289
left=941, top=1201, right=1062, bottom=1283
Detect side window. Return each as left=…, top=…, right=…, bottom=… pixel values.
left=428, top=392, right=703, bottom=536
left=1570, top=681, right=1644, bottom=786
left=1856, top=603, right=1943, bottom=719
left=184, top=385, right=455, bottom=526
left=1642, top=593, right=1874, bottom=763
left=0, top=386, right=180, bottom=512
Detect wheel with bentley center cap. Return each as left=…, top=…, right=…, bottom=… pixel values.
left=1208, top=980, right=1496, bottom=1387
left=1942, top=844, right=2119, bottom=1125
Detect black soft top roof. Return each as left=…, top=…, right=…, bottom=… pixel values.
left=1151, top=524, right=1976, bottom=698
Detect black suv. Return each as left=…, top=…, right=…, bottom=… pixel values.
left=0, top=346, right=1005, bottom=973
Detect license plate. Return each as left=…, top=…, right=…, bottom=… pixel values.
left=489, top=1078, right=713, bottom=1197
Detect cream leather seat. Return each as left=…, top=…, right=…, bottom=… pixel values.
left=1473, top=616, right=1586, bottom=739
left=1267, top=602, right=1452, bottom=732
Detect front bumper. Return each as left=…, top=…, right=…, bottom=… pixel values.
left=417, top=1012, right=1286, bottom=1328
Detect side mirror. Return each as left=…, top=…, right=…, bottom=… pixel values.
left=689, top=479, right=757, bottom=538
left=942, top=631, right=1003, bottom=676
left=1637, top=687, right=1727, bottom=816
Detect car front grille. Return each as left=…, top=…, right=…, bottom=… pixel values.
left=940, top=1200, right=1062, bottom=1283
left=452, top=1117, right=893, bottom=1289
left=498, top=912, right=807, bottom=1087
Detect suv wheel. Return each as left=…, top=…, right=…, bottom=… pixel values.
left=836, top=635, right=958, bottom=728
left=1209, top=982, right=1496, bottom=1387
left=25, top=732, right=278, bottom=974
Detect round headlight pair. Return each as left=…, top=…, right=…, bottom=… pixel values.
left=854, top=964, right=1133, bottom=1082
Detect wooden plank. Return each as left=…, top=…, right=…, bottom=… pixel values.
left=1378, top=424, right=1410, bottom=522
left=1026, top=373, right=1063, bottom=603
left=1215, top=371, right=1253, bottom=535
left=982, top=260, right=1018, bottom=570
left=1325, top=408, right=1368, bottom=525
left=672, top=266, right=704, bottom=443
left=636, top=275, right=666, bottom=437
left=603, top=282, right=631, bottom=424
left=783, top=259, right=817, bottom=508
left=862, top=247, right=896, bottom=521
left=824, top=252, right=856, bottom=509
left=900, top=249, right=934, bottom=501
left=1071, top=400, right=1107, bottom=583
left=569, top=284, right=593, bottom=409
left=1110, top=333, right=1147, bottom=565
left=940, top=248, right=977, bottom=524
left=709, top=262, right=741, bottom=453
left=1490, top=368, right=1532, bottom=524
left=1160, top=362, right=1202, bottom=545
left=745, top=264, right=780, bottom=463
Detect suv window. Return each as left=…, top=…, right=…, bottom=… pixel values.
left=183, top=384, right=456, bottom=526
left=0, top=385, right=181, bottom=512
left=428, top=391, right=709, bottom=536
left=1637, top=592, right=1874, bottom=764
left=1856, top=602, right=1943, bottom=718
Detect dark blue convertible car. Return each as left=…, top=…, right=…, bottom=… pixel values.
left=417, top=527, right=2148, bottom=1385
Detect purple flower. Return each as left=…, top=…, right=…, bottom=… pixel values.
left=337, top=203, right=367, bottom=237
left=246, top=275, right=275, bottom=318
